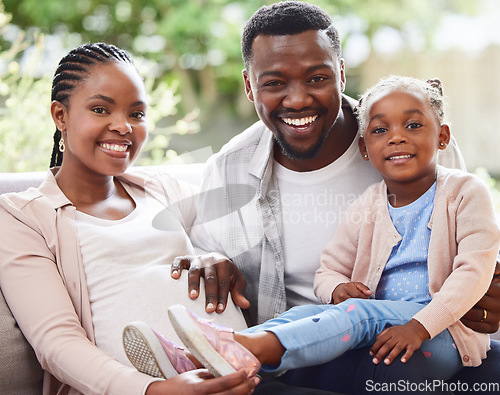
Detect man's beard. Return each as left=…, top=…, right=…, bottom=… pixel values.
left=273, top=126, right=330, bottom=160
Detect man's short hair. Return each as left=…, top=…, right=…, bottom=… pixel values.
left=241, top=1, right=342, bottom=70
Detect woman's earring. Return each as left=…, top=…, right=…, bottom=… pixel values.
left=59, top=137, right=66, bottom=152
left=439, top=142, right=445, bottom=148
left=364, top=154, right=368, bottom=159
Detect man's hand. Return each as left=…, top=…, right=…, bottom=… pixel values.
left=171, top=252, right=250, bottom=313
left=461, top=261, right=500, bottom=333
left=370, top=319, right=430, bottom=365
left=331, top=282, right=372, bottom=304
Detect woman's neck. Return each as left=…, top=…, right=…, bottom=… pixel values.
left=55, top=165, right=116, bottom=203
left=55, top=164, right=135, bottom=220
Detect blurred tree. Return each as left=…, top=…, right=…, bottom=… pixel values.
left=0, top=2, right=196, bottom=172
left=1, top=0, right=483, bottom=166
left=2, top=0, right=479, bottom=115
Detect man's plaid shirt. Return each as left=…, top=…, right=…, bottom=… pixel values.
left=189, top=98, right=466, bottom=326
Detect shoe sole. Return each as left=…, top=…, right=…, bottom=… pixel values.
left=122, top=321, right=178, bottom=379
left=168, top=304, right=236, bottom=377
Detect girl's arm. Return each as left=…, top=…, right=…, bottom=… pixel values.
left=315, top=196, right=368, bottom=303
left=370, top=174, right=499, bottom=365
left=369, top=319, right=430, bottom=365
left=412, top=175, right=499, bottom=339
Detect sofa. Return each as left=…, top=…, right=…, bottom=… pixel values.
left=1, top=166, right=499, bottom=394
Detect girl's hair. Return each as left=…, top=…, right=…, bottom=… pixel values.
left=50, top=43, right=135, bottom=167
left=355, top=75, right=446, bottom=137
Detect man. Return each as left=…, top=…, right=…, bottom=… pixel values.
left=176, top=1, right=500, bottom=392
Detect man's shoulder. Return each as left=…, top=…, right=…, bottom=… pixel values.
left=206, top=121, right=272, bottom=174
left=217, top=120, right=269, bottom=156
left=342, top=94, right=359, bottom=111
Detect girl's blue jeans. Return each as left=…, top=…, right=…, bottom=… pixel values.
left=243, top=299, right=461, bottom=381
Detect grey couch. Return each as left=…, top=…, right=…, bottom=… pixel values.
left=1, top=172, right=48, bottom=394
left=1, top=168, right=499, bottom=394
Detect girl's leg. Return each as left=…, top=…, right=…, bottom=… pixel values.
left=417, top=328, right=462, bottom=380
left=243, top=299, right=460, bottom=380
left=251, top=299, right=421, bottom=371
left=242, top=304, right=331, bottom=334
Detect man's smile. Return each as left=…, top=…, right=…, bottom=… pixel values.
left=281, top=115, right=318, bottom=127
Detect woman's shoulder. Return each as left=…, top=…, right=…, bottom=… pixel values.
left=122, top=167, right=199, bottom=204
left=0, top=179, right=65, bottom=235
left=0, top=188, right=43, bottom=210
left=0, top=170, right=67, bottom=213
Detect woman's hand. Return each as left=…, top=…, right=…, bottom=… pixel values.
left=146, top=369, right=260, bottom=395
left=171, top=253, right=250, bottom=313
left=331, top=282, right=372, bottom=304
left=370, top=319, right=430, bottom=365
left=461, top=261, right=500, bottom=333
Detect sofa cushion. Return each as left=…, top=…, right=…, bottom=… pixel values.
left=0, top=172, right=45, bottom=195
left=0, top=289, right=43, bottom=394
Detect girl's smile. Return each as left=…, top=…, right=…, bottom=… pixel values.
left=359, top=90, right=450, bottom=206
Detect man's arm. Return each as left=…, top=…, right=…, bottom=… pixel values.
left=170, top=158, right=253, bottom=314
left=461, top=260, right=500, bottom=333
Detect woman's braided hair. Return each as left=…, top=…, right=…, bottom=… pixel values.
left=49, top=43, right=134, bottom=167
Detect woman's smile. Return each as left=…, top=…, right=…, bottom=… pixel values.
left=97, top=140, right=132, bottom=158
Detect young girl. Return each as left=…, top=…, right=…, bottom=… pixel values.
left=0, top=43, right=259, bottom=395
left=127, top=76, right=499, bottom=382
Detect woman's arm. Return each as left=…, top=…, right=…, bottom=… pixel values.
left=0, top=205, right=152, bottom=394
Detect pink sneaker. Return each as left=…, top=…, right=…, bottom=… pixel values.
left=168, top=304, right=261, bottom=378
left=122, top=321, right=196, bottom=378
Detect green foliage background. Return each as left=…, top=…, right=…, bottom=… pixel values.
left=0, top=0, right=482, bottom=172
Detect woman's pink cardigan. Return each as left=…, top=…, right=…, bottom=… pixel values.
left=0, top=168, right=197, bottom=394
left=315, top=166, right=500, bottom=367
